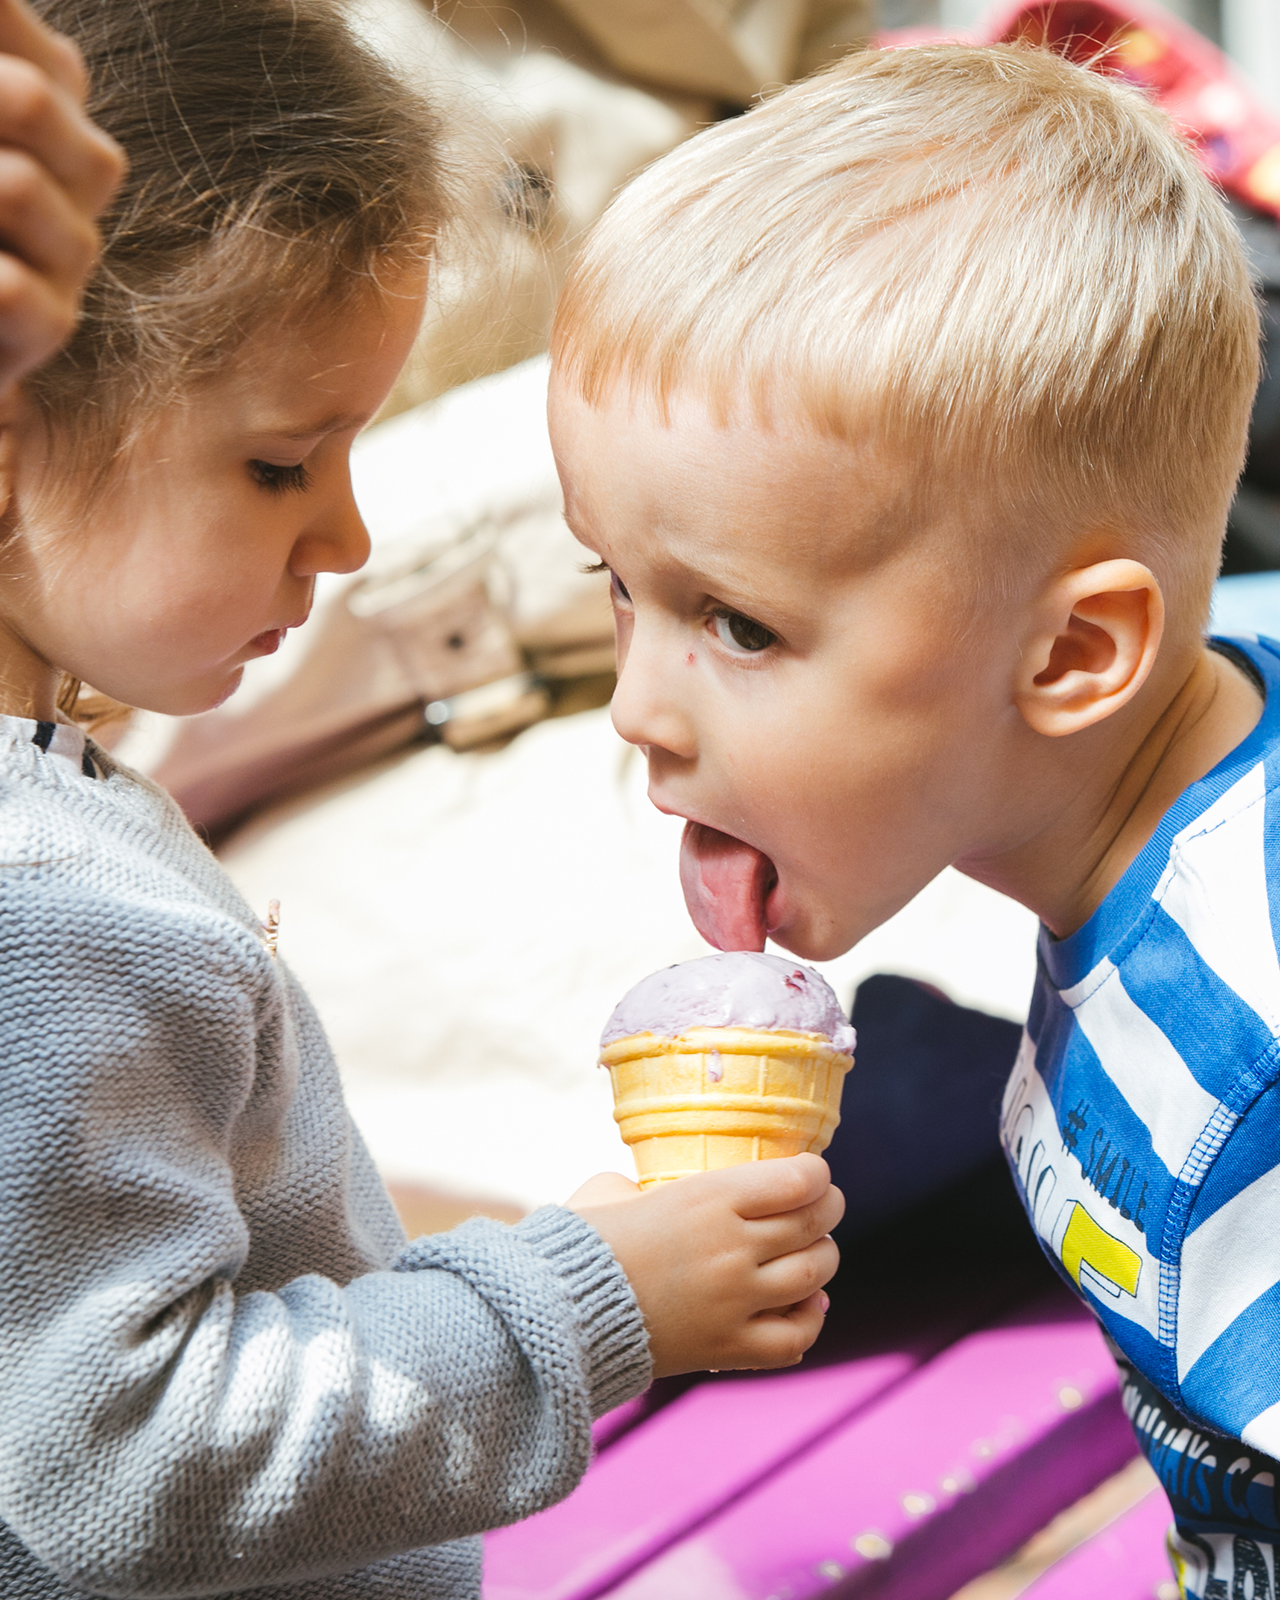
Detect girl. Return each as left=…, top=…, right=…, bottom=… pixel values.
left=0, top=2, right=842, bottom=1596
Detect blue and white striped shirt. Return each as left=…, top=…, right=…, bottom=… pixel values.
left=1002, top=636, right=1280, bottom=1599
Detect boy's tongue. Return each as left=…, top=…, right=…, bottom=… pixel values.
left=679, top=822, right=777, bottom=952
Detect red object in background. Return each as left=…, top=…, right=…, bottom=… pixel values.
left=877, top=0, right=1280, bottom=221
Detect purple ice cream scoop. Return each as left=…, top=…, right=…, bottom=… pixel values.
left=602, top=952, right=856, bottom=1054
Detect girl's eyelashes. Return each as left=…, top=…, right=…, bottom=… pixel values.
left=249, top=459, right=313, bottom=495
left=712, top=608, right=777, bottom=654
left=581, top=560, right=631, bottom=604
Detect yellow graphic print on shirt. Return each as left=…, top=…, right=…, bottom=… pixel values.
left=1059, top=1202, right=1143, bottom=1297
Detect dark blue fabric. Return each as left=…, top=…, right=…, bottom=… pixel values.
left=825, top=974, right=1022, bottom=1241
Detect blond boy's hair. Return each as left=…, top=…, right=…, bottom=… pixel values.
left=552, top=44, right=1259, bottom=623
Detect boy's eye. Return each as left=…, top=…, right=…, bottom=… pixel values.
left=712, top=609, right=776, bottom=654
left=249, top=459, right=312, bottom=495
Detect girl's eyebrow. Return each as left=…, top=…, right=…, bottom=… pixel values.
left=255, top=410, right=369, bottom=441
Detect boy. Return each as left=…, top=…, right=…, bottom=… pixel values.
left=550, top=42, right=1273, bottom=1599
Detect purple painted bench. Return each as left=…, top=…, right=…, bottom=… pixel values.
left=1024, top=1486, right=1174, bottom=1599
left=485, top=1286, right=1146, bottom=1600
left=487, top=1343, right=931, bottom=1600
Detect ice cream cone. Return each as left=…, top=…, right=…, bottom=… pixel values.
left=600, top=1025, right=853, bottom=1188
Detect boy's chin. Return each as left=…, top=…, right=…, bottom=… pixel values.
left=766, top=878, right=902, bottom=962
left=765, top=905, right=857, bottom=965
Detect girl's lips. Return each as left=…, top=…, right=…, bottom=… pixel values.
left=248, top=627, right=286, bottom=655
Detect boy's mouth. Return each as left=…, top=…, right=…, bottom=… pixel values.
left=679, top=821, right=779, bottom=951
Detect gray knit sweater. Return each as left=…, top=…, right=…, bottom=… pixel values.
left=0, top=715, right=651, bottom=1598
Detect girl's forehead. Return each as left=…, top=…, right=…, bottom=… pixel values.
left=184, top=281, right=429, bottom=437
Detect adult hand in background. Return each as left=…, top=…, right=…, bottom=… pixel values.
left=0, top=0, right=122, bottom=406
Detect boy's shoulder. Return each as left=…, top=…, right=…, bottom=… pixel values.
left=1023, top=636, right=1280, bottom=1192
left=1040, top=635, right=1280, bottom=1076
left=1131, top=637, right=1280, bottom=1058
left=1004, top=637, right=1280, bottom=1438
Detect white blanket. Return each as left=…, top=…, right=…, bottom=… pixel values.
left=219, top=706, right=1037, bottom=1210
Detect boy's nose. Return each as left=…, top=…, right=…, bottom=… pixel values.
left=610, top=628, right=698, bottom=760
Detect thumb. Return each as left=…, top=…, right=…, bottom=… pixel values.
left=566, top=1170, right=642, bottom=1210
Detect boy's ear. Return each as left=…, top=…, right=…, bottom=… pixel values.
left=1014, top=559, right=1164, bottom=737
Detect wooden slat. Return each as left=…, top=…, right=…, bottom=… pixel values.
left=1022, top=1485, right=1174, bottom=1600
left=604, top=1292, right=1135, bottom=1600
left=486, top=1347, right=927, bottom=1600
left=591, top=1395, right=651, bottom=1452
left=949, top=1456, right=1159, bottom=1598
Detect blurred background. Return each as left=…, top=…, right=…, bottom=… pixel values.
left=930, top=0, right=1275, bottom=107
left=97, top=0, right=1280, bottom=1233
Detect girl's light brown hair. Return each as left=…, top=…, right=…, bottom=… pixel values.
left=28, top=0, right=447, bottom=462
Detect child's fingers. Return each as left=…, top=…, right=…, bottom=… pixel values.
left=0, top=0, right=88, bottom=99
left=0, top=246, right=80, bottom=381
left=0, top=52, right=124, bottom=214
left=0, top=146, right=97, bottom=282
left=753, top=1234, right=839, bottom=1310
left=719, top=1153, right=833, bottom=1220
left=735, top=1292, right=829, bottom=1370
left=746, top=1183, right=844, bottom=1263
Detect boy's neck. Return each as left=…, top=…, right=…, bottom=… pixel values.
left=964, top=643, right=1264, bottom=941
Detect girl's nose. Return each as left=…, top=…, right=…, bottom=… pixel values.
left=291, top=475, right=372, bottom=579
left=324, top=498, right=373, bottom=575
left=610, top=623, right=698, bottom=760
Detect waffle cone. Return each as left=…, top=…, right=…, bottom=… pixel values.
left=599, top=1026, right=853, bottom=1188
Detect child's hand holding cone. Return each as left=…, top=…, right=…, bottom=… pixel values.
left=567, top=953, right=850, bottom=1376
left=567, top=1155, right=843, bottom=1377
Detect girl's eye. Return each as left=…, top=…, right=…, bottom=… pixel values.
left=581, top=560, right=631, bottom=603
left=249, top=459, right=312, bottom=495
left=712, top=609, right=777, bottom=654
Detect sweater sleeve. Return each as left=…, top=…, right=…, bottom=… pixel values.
left=0, top=871, right=652, bottom=1597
